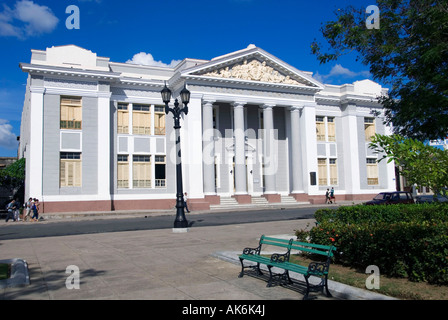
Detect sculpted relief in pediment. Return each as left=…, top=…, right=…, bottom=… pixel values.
left=200, top=59, right=304, bottom=86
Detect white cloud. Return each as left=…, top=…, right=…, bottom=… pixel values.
left=126, top=52, right=181, bottom=68
left=0, top=0, right=59, bottom=39
left=0, top=119, right=18, bottom=150
left=313, top=64, right=371, bottom=83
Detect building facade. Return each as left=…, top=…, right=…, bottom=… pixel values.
left=19, top=45, right=395, bottom=213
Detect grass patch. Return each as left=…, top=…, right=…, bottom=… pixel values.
left=288, top=254, right=448, bottom=300
left=0, top=263, right=10, bottom=280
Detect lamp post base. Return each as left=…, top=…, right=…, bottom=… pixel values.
left=172, top=227, right=189, bottom=233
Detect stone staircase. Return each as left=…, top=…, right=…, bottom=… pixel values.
left=210, top=197, right=240, bottom=210
left=210, top=195, right=310, bottom=210
left=251, top=196, right=269, bottom=205
left=281, top=195, right=301, bottom=205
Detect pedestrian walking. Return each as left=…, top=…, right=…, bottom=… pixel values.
left=184, top=192, right=190, bottom=213
left=5, top=199, right=17, bottom=222
left=325, top=189, right=330, bottom=204
left=330, top=187, right=336, bottom=204
left=13, top=198, right=21, bottom=221
left=31, top=198, right=40, bottom=221
left=24, top=197, right=32, bottom=221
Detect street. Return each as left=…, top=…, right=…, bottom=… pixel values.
left=0, top=206, right=322, bottom=240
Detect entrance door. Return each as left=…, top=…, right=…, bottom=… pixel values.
left=229, top=155, right=253, bottom=195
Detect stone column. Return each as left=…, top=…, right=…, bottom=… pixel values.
left=202, top=99, right=220, bottom=205
left=341, top=103, right=361, bottom=199
left=261, top=104, right=280, bottom=203
left=233, top=102, right=251, bottom=203
left=28, top=86, right=45, bottom=203
left=290, top=106, right=305, bottom=201
left=97, top=88, right=112, bottom=210
left=300, top=103, right=319, bottom=200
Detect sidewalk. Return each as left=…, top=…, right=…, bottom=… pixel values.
left=0, top=199, right=367, bottom=223
left=0, top=209, right=394, bottom=300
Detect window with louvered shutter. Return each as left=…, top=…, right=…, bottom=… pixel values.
left=133, top=104, right=150, bottom=135
left=117, top=104, right=129, bottom=134
left=364, top=118, right=376, bottom=141
left=117, top=155, right=129, bottom=188
left=60, top=152, right=82, bottom=187
left=154, top=106, right=166, bottom=135
left=318, top=158, right=327, bottom=186
left=316, top=116, right=325, bottom=141
left=366, top=158, right=379, bottom=185
left=327, top=117, right=336, bottom=141
left=133, top=155, right=151, bottom=188
left=61, top=97, right=82, bottom=130
left=329, top=158, right=338, bottom=185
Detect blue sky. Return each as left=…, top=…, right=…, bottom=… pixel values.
left=0, top=0, right=377, bottom=157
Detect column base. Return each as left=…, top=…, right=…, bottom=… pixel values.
left=188, top=199, right=211, bottom=211
left=263, top=194, right=281, bottom=203
left=233, top=194, right=252, bottom=204
left=204, top=195, right=221, bottom=205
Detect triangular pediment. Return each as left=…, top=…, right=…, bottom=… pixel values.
left=183, top=46, right=323, bottom=89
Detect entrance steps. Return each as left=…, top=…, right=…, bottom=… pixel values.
left=281, top=195, right=300, bottom=204
left=210, top=195, right=310, bottom=211
left=210, top=197, right=240, bottom=210
left=251, top=196, right=269, bottom=205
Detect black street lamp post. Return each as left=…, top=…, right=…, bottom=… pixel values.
left=161, top=82, right=190, bottom=230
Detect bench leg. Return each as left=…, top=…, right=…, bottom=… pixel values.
left=303, top=275, right=311, bottom=300
left=324, top=275, right=332, bottom=297
left=267, top=266, right=274, bottom=287
left=238, top=258, right=245, bottom=278
left=285, top=270, right=293, bottom=285
left=239, top=259, right=263, bottom=278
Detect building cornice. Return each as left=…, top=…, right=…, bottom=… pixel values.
left=20, top=63, right=121, bottom=81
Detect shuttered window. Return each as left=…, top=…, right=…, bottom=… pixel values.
left=133, top=155, right=151, bottom=188
left=318, top=158, right=327, bottom=185
left=60, top=97, right=82, bottom=130
left=316, top=116, right=325, bottom=141
left=329, top=158, right=338, bottom=185
left=316, top=116, right=336, bottom=142
left=117, top=103, right=129, bottom=134
left=117, top=155, right=129, bottom=188
left=367, top=158, right=379, bottom=185
left=327, top=117, right=336, bottom=141
left=60, top=152, right=82, bottom=187
left=364, top=118, right=376, bottom=141
left=154, top=106, right=166, bottom=135
left=132, top=104, right=151, bottom=135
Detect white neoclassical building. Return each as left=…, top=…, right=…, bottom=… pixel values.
left=19, top=44, right=395, bottom=213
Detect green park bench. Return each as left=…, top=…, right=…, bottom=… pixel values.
left=238, top=235, right=336, bottom=299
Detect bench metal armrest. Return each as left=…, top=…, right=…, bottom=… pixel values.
left=270, top=252, right=289, bottom=263
left=242, top=246, right=261, bottom=255
left=307, top=261, right=330, bottom=276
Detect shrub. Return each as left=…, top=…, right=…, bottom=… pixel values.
left=298, top=203, right=448, bottom=284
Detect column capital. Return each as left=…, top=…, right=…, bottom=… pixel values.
left=261, top=103, right=276, bottom=109
left=29, top=86, right=46, bottom=94
left=202, top=98, right=216, bottom=106
left=232, top=101, right=246, bottom=108
left=289, top=105, right=303, bottom=112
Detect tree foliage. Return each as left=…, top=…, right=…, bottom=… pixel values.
left=311, top=0, right=448, bottom=140
left=370, top=134, right=448, bottom=193
left=0, top=158, right=25, bottom=190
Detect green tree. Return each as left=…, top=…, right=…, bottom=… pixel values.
left=370, top=134, right=448, bottom=194
left=0, top=158, right=25, bottom=190
left=311, top=0, right=448, bottom=141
